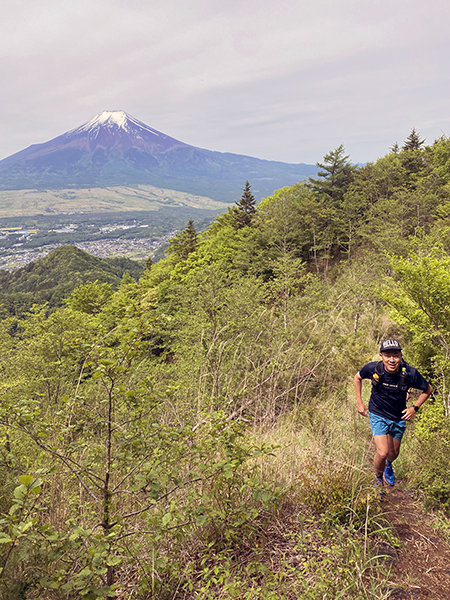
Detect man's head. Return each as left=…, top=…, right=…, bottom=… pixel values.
left=379, top=339, right=402, bottom=373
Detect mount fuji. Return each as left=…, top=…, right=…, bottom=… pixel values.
left=0, top=111, right=317, bottom=202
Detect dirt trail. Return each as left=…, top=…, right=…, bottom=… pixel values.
left=381, top=481, right=450, bottom=599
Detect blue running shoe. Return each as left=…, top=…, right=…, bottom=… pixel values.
left=374, top=475, right=384, bottom=499
left=384, top=461, right=395, bottom=486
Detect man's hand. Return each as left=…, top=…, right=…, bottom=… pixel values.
left=402, top=406, right=416, bottom=421
left=402, top=385, right=433, bottom=421
left=357, top=404, right=369, bottom=417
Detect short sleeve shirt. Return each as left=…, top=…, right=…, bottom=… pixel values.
left=359, top=361, right=430, bottom=421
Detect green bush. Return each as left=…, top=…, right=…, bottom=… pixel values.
left=405, top=427, right=450, bottom=512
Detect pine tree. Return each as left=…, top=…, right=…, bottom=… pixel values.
left=308, top=144, right=354, bottom=205
left=183, top=219, right=198, bottom=255
left=390, top=142, right=400, bottom=154
left=167, top=219, right=198, bottom=261
left=230, top=181, right=257, bottom=229
left=401, top=128, right=426, bottom=176
left=402, top=128, right=425, bottom=151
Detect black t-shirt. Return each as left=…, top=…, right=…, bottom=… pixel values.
left=359, top=361, right=430, bottom=421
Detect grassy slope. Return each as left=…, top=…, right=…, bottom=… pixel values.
left=0, top=184, right=226, bottom=218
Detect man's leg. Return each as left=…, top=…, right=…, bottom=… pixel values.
left=383, top=434, right=402, bottom=485
left=386, top=435, right=401, bottom=463
left=373, top=434, right=389, bottom=477
left=369, top=414, right=403, bottom=495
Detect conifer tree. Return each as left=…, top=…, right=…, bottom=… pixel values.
left=402, top=128, right=425, bottom=151
left=167, top=219, right=198, bottom=261
left=401, top=128, right=426, bottom=176
left=230, top=181, right=257, bottom=229
left=308, top=144, right=354, bottom=205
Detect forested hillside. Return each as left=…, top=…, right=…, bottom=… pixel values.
left=0, top=245, right=144, bottom=314
left=0, top=133, right=449, bottom=599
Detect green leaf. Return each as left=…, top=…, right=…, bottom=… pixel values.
left=95, top=586, right=118, bottom=597
left=0, top=535, right=12, bottom=544
left=19, top=521, right=34, bottom=533
left=13, top=485, right=27, bottom=499
left=106, top=555, right=122, bottom=566
left=161, top=512, right=172, bottom=527
left=18, top=474, right=34, bottom=486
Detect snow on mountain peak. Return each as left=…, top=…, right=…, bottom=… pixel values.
left=71, top=111, right=160, bottom=137
left=93, top=111, right=129, bottom=128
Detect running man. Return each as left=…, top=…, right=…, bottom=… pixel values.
left=354, top=339, right=433, bottom=496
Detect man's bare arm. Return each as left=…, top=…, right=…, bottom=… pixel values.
left=354, top=372, right=368, bottom=417
left=402, top=384, right=433, bottom=421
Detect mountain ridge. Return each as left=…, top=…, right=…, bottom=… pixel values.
left=0, top=111, right=317, bottom=202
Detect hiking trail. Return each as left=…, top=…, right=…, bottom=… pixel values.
left=381, top=481, right=450, bottom=599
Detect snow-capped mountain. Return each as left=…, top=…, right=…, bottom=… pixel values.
left=65, top=111, right=191, bottom=153
left=0, top=111, right=317, bottom=201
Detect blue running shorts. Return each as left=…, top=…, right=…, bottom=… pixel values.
left=369, top=412, right=407, bottom=440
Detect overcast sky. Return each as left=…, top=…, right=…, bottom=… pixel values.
left=1, top=0, right=449, bottom=165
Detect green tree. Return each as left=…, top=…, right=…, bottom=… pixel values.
left=230, top=181, right=257, bottom=229
left=166, top=219, right=198, bottom=262
left=401, top=128, right=426, bottom=177
left=308, top=144, right=355, bottom=205
left=0, top=314, right=274, bottom=595
left=384, top=244, right=450, bottom=510
left=306, top=146, right=356, bottom=266
left=402, top=128, right=425, bottom=151
left=385, top=245, right=450, bottom=415
left=65, top=280, right=113, bottom=314
left=257, top=184, right=312, bottom=256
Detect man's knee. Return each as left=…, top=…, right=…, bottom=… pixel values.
left=375, top=448, right=389, bottom=460
left=390, top=446, right=400, bottom=460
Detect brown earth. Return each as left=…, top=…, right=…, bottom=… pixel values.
left=381, top=481, right=450, bottom=599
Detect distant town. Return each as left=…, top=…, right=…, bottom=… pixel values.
left=0, top=222, right=176, bottom=270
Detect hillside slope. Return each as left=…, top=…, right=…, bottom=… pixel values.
left=0, top=244, right=144, bottom=313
